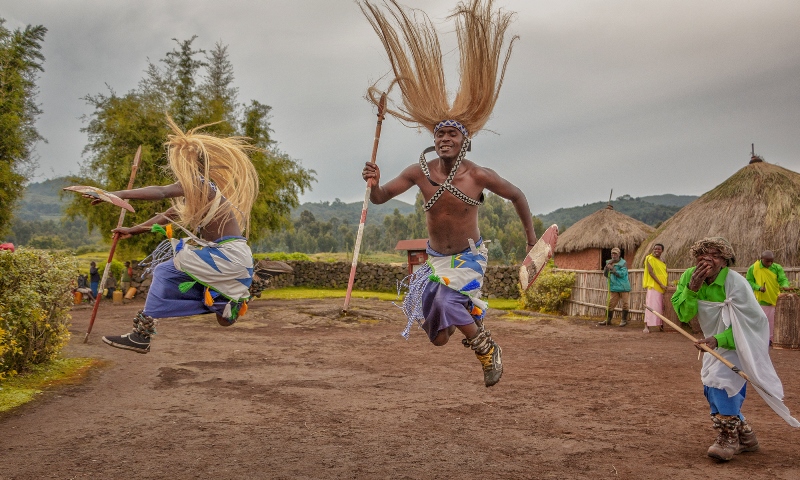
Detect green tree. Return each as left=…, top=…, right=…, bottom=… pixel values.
left=0, top=19, right=46, bottom=234
left=66, top=37, right=314, bottom=254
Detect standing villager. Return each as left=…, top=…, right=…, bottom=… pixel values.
left=89, top=261, right=100, bottom=298
left=597, top=247, right=631, bottom=326
left=746, top=250, right=791, bottom=345
left=120, top=261, right=133, bottom=295
left=88, top=116, right=259, bottom=354
left=642, top=243, right=668, bottom=333
left=672, top=237, right=799, bottom=462
left=359, top=0, right=536, bottom=387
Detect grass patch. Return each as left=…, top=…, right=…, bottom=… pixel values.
left=256, top=287, right=399, bottom=301
left=0, top=357, right=99, bottom=413
left=256, top=287, right=520, bottom=308
left=487, top=298, right=521, bottom=310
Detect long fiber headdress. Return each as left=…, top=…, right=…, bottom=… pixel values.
left=165, top=116, right=260, bottom=237
left=360, top=0, right=517, bottom=137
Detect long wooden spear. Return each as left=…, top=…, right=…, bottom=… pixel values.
left=342, top=93, right=387, bottom=314
left=645, top=306, right=773, bottom=397
left=84, top=146, right=142, bottom=342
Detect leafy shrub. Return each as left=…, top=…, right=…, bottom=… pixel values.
left=254, top=252, right=310, bottom=262
left=518, top=262, right=575, bottom=314
left=0, top=249, right=78, bottom=380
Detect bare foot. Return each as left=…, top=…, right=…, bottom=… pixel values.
left=643, top=327, right=650, bottom=333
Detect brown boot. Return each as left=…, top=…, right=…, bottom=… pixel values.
left=707, top=414, right=741, bottom=461
left=618, top=310, right=629, bottom=327
left=597, top=310, right=613, bottom=326
left=736, top=419, right=760, bottom=453
left=464, top=330, right=502, bottom=387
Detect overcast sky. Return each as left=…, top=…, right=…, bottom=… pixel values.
left=4, top=0, right=800, bottom=215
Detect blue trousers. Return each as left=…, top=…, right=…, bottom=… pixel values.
left=704, top=384, right=747, bottom=420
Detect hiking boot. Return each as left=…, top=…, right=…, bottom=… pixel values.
left=476, top=341, right=503, bottom=387
left=619, top=310, right=629, bottom=327
left=736, top=419, right=760, bottom=454
left=102, top=331, right=150, bottom=354
left=708, top=414, right=740, bottom=461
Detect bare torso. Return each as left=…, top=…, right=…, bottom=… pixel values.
left=412, top=158, right=483, bottom=254
left=362, top=126, right=536, bottom=256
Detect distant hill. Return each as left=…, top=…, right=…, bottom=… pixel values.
left=291, top=198, right=415, bottom=223
left=14, top=177, right=70, bottom=221
left=537, top=194, right=698, bottom=231
left=637, top=194, right=697, bottom=208
left=16, top=178, right=696, bottom=231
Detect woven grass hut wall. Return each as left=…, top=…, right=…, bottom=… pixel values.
left=633, top=157, right=800, bottom=269
left=554, top=205, right=654, bottom=270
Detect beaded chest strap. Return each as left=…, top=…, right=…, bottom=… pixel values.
left=419, top=139, right=484, bottom=211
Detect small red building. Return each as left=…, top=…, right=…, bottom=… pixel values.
left=395, top=239, right=429, bottom=274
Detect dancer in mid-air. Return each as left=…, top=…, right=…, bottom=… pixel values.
left=359, top=0, right=537, bottom=387
left=88, top=117, right=259, bottom=354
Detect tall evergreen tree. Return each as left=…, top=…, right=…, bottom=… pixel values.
left=0, top=19, right=46, bottom=234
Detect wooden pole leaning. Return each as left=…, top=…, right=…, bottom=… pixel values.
left=342, top=93, right=387, bottom=314
left=645, top=306, right=773, bottom=398
left=84, top=146, right=142, bottom=342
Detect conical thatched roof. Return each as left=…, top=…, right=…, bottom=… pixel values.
left=634, top=160, right=800, bottom=269
left=555, top=205, right=654, bottom=253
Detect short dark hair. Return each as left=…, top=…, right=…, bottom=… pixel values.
left=654, top=243, right=665, bottom=250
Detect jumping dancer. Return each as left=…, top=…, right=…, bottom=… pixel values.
left=359, top=0, right=537, bottom=387
left=95, top=117, right=259, bottom=353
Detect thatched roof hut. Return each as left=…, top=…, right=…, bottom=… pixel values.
left=555, top=205, right=654, bottom=270
left=633, top=159, right=800, bottom=269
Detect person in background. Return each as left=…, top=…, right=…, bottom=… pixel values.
left=642, top=243, right=668, bottom=333
left=746, top=250, right=791, bottom=345
left=597, top=247, right=631, bottom=326
left=120, top=261, right=133, bottom=295
left=89, top=261, right=100, bottom=298
left=76, top=274, right=96, bottom=302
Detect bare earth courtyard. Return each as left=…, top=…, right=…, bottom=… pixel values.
left=1, top=297, right=799, bottom=479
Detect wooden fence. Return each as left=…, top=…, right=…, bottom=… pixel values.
left=557, top=267, right=800, bottom=322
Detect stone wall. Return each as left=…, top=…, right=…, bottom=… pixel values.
left=129, top=260, right=521, bottom=300
left=270, top=261, right=520, bottom=299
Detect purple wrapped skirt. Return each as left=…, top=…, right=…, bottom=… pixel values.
left=420, top=281, right=479, bottom=342
left=143, top=261, right=230, bottom=319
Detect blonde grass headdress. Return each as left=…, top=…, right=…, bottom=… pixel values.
left=165, top=116, right=260, bottom=237
left=360, top=0, right=518, bottom=138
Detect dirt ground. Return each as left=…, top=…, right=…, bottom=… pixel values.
left=1, top=297, right=800, bottom=480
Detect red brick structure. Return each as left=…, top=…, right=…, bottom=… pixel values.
left=556, top=247, right=636, bottom=270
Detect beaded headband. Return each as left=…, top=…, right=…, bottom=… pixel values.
left=434, top=119, right=469, bottom=138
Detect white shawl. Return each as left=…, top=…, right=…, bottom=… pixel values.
left=697, top=269, right=799, bottom=427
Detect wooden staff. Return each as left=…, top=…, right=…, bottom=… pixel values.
left=342, top=93, right=387, bottom=314
left=645, top=306, right=773, bottom=398
left=84, top=146, right=142, bottom=342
